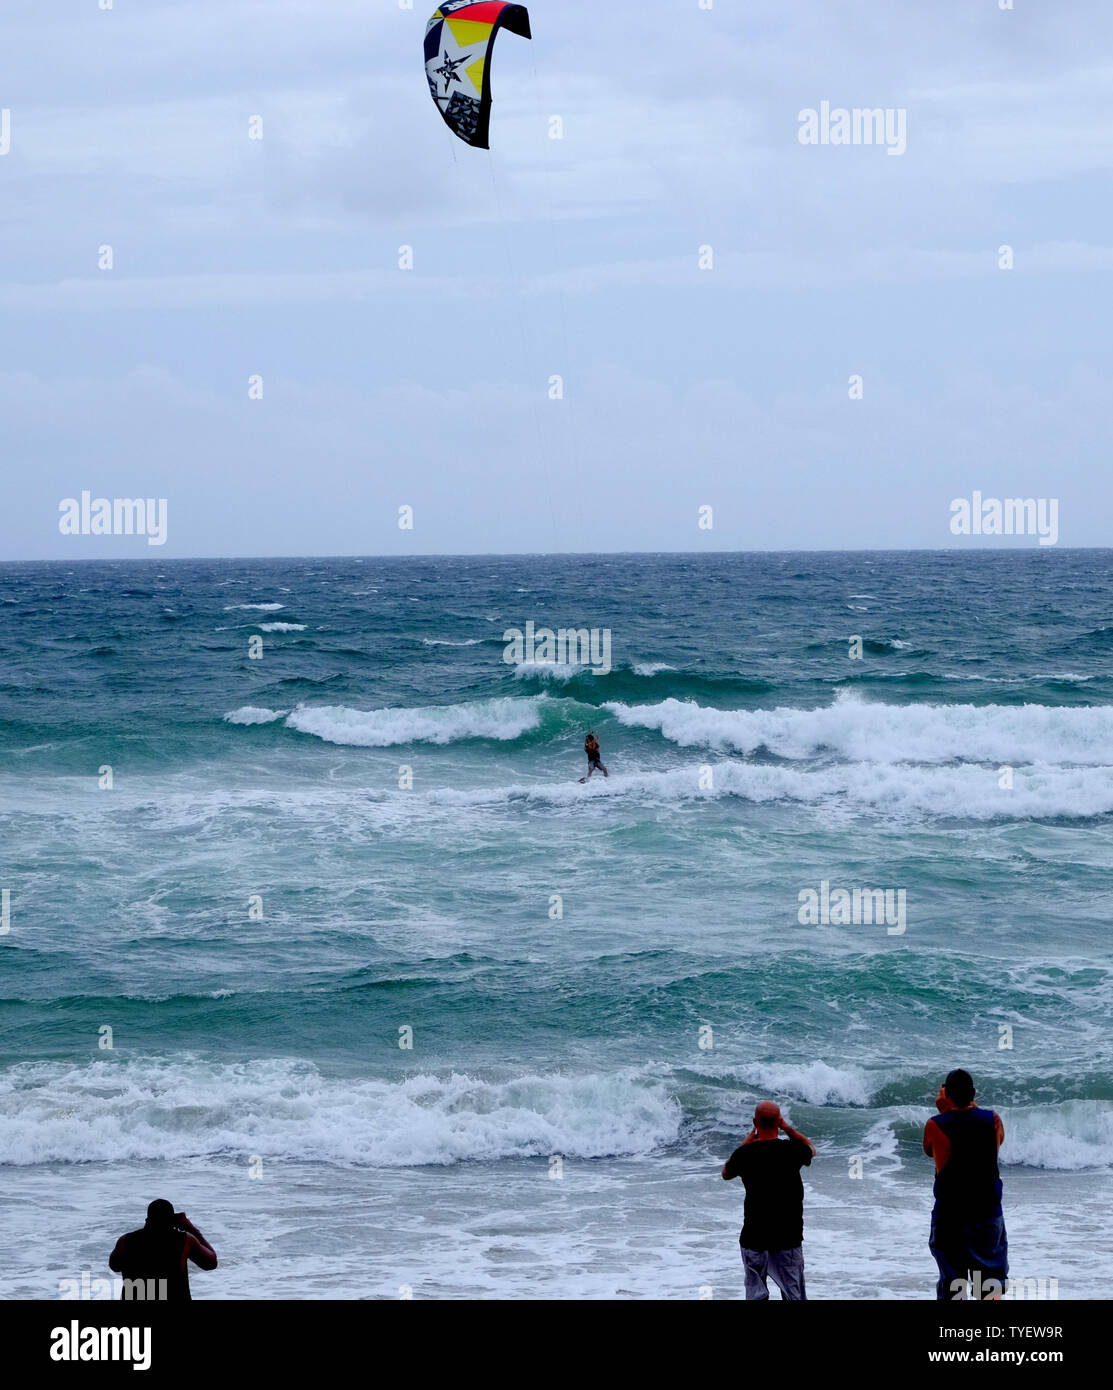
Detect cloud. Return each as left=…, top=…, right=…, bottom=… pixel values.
left=1, top=0, right=1110, bottom=557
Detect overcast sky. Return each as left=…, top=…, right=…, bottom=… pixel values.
left=1, top=0, right=1110, bottom=559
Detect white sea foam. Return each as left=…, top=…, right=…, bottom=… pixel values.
left=223, top=603, right=285, bottom=611
left=223, top=706, right=287, bottom=725
left=858, top=1117, right=904, bottom=1175
left=0, top=1059, right=682, bottom=1167
left=606, top=694, right=1113, bottom=767
left=1001, top=1101, right=1113, bottom=1171
left=633, top=662, right=676, bottom=675
left=735, top=1060, right=872, bottom=1107
left=940, top=672, right=1096, bottom=684
left=425, top=759, right=1113, bottom=821
left=422, top=638, right=482, bottom=647
left=284, top=696, right=546, bottom=747
left=258, top=622, right=306, bottom=632
left=513, top=661, right=584, bottom=680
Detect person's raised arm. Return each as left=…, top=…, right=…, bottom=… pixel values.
left=177, top=1214, right=218, bottom=1270
left=777, top=1116, right=815, bottom=1156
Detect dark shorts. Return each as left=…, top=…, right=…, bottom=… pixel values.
left=587, top=758, right=602, bottom=769
left=930, top=1213, right=1008, bottom=1300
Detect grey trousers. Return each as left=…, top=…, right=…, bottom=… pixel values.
left=741, top=1244, right=807, bottom=1300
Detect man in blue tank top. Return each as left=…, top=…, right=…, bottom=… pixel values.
left=923, top=1069, right=1007, bottom=1299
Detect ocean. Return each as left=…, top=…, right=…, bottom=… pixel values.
left=1, top=549, right=1110, bottom=1300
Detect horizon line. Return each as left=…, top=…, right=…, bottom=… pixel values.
left=0, top=544, right=1105, bottom=566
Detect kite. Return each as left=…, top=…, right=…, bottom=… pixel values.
left=424, top=2, right=531, bottom=149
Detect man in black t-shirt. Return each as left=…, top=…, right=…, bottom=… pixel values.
left=721, top=1099, right=816, bottom=1300
left=109, top=1199, right=218, bottom=1301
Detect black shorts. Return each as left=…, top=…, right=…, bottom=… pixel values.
left=587, top=758, right=602, bottom=769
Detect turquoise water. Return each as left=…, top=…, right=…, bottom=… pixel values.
left=1, top=550, right=1111, bottom=1298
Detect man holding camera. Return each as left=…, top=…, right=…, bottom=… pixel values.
left=721, top=1099, right=816, bottom=1300
left=923, top=1068, right=1007, bottom=1300
left=109, top=1199, right=218, bottom=1301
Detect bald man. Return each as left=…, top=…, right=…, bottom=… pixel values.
left=721, top=1100, right=816, bottom=1300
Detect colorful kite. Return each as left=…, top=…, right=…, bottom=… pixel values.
left=424, top=2, right=531, bottom=149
